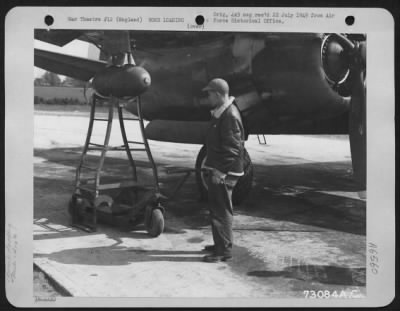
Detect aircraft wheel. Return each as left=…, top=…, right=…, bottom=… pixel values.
left=195, top=145, right=253, bottom=205
left=144, top=205, right=164, bottom=237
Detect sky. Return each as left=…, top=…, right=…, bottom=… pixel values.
left=34, top=39, right=94, bottom=79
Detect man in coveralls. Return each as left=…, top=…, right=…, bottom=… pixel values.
left=202, top=78, right=245, bottom=263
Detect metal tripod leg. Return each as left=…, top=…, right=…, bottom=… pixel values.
left=70, top=95, right=164, bottom=235
left=117, top=105, right=138, bottom=183
left=136, top=97, right=161, bottom=194
left=71, top=94, right=115, bottom=231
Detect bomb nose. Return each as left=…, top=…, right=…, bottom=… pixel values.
left=92, top=64, right=152, bottom=98
left=142, top=70, right=151, bottom=88
left=144, top=76, right=150, bottom=86
left=131, top=65, right=151, bottom=93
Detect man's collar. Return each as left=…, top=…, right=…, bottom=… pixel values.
left=211, top=96, right=235, bottom=119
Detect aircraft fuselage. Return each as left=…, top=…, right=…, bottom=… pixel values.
left=124, top=32, right=350, bottom=135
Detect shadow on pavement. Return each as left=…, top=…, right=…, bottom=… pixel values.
left=35, top=245, right=206, bottom=265
left=34, top=146, right=366, bottom=238
left=248, top=265, right=366, bottom=286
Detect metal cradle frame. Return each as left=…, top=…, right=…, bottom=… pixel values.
left=69, top=93, right=165, bottom=235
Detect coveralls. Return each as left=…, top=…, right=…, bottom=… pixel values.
left=204, top=98, right=245, bottom=257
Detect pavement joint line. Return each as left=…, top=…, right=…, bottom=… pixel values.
left=34, top=258, right=95, bottom=297
left=33, top=262, right=73, bottom=297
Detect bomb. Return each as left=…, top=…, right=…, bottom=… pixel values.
left=92, top=64, right=151, bottom=98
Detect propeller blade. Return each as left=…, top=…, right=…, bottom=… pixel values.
left=348, top=60, right=366, bottom=190
left=359, top=41, right=366, bottom=68
left=332, top=34, right=366, bottom=190
left=332, top=34, right=355, bottom=51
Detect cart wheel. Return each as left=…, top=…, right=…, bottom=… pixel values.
left=68, top=195, right=91, bottom=221
left=94, top=195, right=113, bottom=212
left=144, top=205, right=164, bottom=237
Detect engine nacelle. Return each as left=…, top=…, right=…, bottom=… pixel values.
left=321, top=34, right=366, bottom=97
left=321, top=34, right=352, bottom=96
left=92, top=64, right=151, bottom=98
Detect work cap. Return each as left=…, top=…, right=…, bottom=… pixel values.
left=202, top=78, right=229, bottom=95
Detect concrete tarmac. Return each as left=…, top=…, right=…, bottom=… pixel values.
left=33, top=109, right=366, bottom=301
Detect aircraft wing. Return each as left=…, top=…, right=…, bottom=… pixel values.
left=34, top=29, right=86, bottom=46
left=34, top=48, right=107, bottom=81
left=35, top=29, right=233, bottom=52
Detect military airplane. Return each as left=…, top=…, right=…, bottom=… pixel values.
left=34, top=30, right=366, bottom=205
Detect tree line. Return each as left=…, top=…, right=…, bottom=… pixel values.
left=34, top=71, right=87, bottom=87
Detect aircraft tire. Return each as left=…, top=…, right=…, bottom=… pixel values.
left=195, top=145, right=253, bottom=205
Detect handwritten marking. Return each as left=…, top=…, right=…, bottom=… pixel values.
left=35, top=296, right=56, bottom=303
left=368, top=242, right=379, bottom=275
left=6, top=224, right=17, bottom=284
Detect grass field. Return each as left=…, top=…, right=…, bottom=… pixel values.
left=34, top=86, right=93, bottom=101
left=34, top=104, right=113, bottom=117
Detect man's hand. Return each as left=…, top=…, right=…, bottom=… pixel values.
left=211, top=169, right=226, bottom=184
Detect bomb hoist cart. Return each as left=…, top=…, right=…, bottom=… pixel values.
left=68, top=93, right=166, bottom=237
